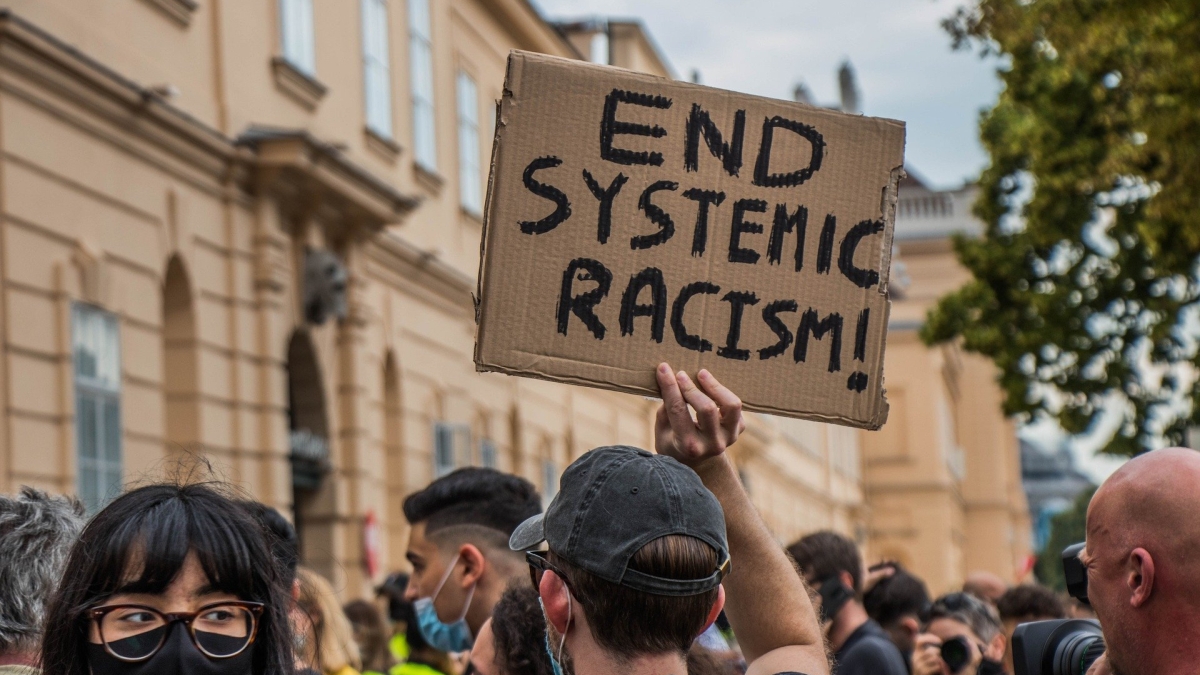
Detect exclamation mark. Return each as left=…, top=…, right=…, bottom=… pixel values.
left=847, top=308, right=869, bottom=392
left=854, top=308, right=870, bottom=362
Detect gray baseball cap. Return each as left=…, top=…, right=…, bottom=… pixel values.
left=509, top=445, right=729, bottom=596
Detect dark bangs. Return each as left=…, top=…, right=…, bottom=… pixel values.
left=41, top=483, right=296, bottom=675
left=88, top=485, right=260, bottom=602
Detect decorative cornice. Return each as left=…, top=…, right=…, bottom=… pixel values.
left=271, top=57, right=327, bottom=111
left=236, top=126, right=421, bottom=231
left=363, top=232, right=475, bottom=314
left=139, top=0, right=199, bottom=27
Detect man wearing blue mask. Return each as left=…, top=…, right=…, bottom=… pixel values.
left=509, top=364, right=830, bottom=675
left=402, top=468, right=542, bottom=654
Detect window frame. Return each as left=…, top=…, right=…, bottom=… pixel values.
left=361, top=0, right=393, bottom=138
left=479, top=438, right=497, bottom=469
left=542, top=458, right=558, bottom=505
left=456, top=69, right=482, bottom=216
left=433, top=421, right=469, bottom=478
left=408, top=0, right=437, bottom=171
left=72, top=303, right=122, bottom=513
left=279, top=0, right=316, bottom=75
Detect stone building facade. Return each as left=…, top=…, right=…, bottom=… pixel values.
left=0, top=0, right=863, bottom=599
left=863, top=170, right=1033, bottom=593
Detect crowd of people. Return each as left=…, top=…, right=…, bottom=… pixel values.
left=1, top=364, right=1197, bottom=675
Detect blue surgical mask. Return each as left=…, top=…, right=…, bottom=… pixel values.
left=415, top=552, right=476, bottom=652
left=543, top=632, right=565, bottom=675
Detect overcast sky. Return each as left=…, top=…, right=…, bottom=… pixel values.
left=532, top=0, right=1002, bottom=190
left=532, top=0, right=1132, bottom=480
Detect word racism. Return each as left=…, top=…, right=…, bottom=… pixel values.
left=524, top=91, right=884, bottom=391
left=476, top=52, right=904, bottom=427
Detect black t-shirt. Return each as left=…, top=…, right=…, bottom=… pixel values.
left=833, top=619, right=909, bottom=675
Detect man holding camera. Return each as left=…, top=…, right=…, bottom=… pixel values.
left=913, top=593, right=1007, bottom=675
left=1077, top=446, right=1200, bottom=675
left=789, top=532, right=908, bottom=675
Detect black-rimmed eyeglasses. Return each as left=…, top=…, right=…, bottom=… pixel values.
left=526, top=551, right=576, bottom=595
left=87, top=601, right=264, bottom=662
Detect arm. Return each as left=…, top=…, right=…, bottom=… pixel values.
left=654, top=363, right=829, bottom=675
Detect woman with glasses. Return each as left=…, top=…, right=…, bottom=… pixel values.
left=40, top=483, right=296, bottom=675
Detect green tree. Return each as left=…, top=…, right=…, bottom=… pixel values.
left=925, top=0, right=1200, bottom=454
left=1034, top=485, right=1096, bottom=592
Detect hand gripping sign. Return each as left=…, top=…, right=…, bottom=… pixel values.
left=475, top=51, right=905, bottom=430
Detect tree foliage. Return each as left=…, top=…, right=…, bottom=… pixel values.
left=924, top=0, right=1200, bottom=454
left=1034, top=485, right=1096, bottom=592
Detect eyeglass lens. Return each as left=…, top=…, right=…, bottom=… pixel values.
left=100, top=604, right=255, bottom=659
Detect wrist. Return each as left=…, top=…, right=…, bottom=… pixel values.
left=692, top=454, right=739, bottom=487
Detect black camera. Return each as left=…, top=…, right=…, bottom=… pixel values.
left=1012, top=542, right=1105, bottom=675
left=939, top=635, right=975, bottom=673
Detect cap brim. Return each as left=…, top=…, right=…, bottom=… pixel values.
left=509, top=513, right=546, bottom=551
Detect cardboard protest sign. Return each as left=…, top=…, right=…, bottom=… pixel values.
left=475, top=51, right=905, bottom=429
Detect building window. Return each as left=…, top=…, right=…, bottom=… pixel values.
left=479, top=438, right=497, bottom=469
left=279, top=0, right=316, bottom=75
left=589, top=30, right=609, bottom=65
left=73, top=304, right=122, bottom=513
left=542, top=459, right=558, bottom=504
left=457, top=71, right=482, bottom=215
left=361, top=0, right=392, bottom=137
left=433, top=422, right=469, bottom=478
left=408, top=0, right=437, bottom=170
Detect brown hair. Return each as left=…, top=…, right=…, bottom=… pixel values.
left=343, top=599, right=392, bottom=674
left=297, top=567, right=363, bottom=674
left=551, top=534, right=720, bottom=660
left=787, top=530, right=863, bottom=593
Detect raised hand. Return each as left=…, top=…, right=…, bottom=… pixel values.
left=654, top=363, right=746, bottom=468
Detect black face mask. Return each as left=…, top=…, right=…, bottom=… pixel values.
left=977, top=657, right=1006, bottom=675
left=87, top=623, right=254, bottom=675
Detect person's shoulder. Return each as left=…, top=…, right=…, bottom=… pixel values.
left=745, top=645, right=830, bottom=675
left=839, top=634, right=907, bottom=675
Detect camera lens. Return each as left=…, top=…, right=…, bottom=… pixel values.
left=940, top=636, right=973, bottom=673
left=1012, top=619, right=1105, bottom=675
left=1052, top=632, right=1105, bottom=675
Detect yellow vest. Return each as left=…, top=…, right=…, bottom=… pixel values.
left=390, top=663, right=446, bottom=675
left=389, top=634, right=411, bottom=662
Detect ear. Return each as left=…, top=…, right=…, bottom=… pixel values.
left=1127, top=547, right=1155, bottom=608
left=698, top=585, right=726, bottom=636
left=458, top=544, right=487, bottom=587
left=291, top=578, right=302, bottom=602
left=539, top=571, right=572, bottom=634
left=839, top=570, right=856, bottom=592
left=985, top=630, right=1007, bottom=661
left=900, top=615, right=920, bottom=638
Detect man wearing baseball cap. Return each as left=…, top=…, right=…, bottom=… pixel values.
left=508, top=363, right=829, bottom=675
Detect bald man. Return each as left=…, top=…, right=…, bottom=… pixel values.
left=1079, top=447, right=1200, bottom=675
left=963, top=571, right=1008, bottom=604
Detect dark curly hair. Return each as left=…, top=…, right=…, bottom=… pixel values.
left=491, top=582, right=556, bottom=675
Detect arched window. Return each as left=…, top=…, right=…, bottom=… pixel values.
left=382, top=352, right=406, bottom=568
left=287, top=329, right=334, bottom=574
left=162, top=256, right=199, bottom=456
